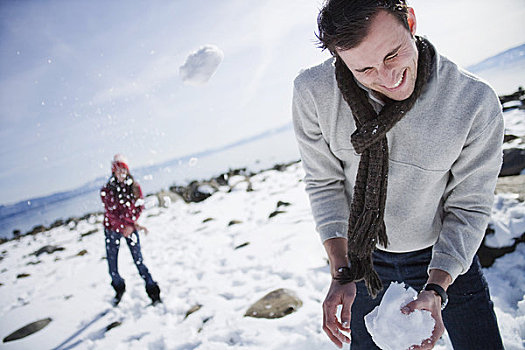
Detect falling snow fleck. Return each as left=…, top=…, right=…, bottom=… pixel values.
left=189, top=158, right=198, bottom=167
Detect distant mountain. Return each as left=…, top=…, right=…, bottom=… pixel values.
left=468, top=43, right=525, bottom=73
left=466, top=42, right=525, bottom=94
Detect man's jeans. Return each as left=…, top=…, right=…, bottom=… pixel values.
left=104, top=229, right=155, bottom=287
left=350, top=247, right=504, bottom=349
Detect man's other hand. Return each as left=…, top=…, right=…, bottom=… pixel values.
left=323, top=279, right=356, bottom=348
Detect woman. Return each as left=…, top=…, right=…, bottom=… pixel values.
left=100, top=154, right=161, bottom=306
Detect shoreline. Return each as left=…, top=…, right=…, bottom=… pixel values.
left=0, top=160, right=301, bottom=245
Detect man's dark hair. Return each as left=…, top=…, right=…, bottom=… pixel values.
left=316, top=0, right=410, bottom=55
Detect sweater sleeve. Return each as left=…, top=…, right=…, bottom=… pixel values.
left=292, top=77, right=350, bottom=242
left=429, top=110, right=504, bottom=281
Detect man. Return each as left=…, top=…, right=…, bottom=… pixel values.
left=292, top=0, right=504, bottom=349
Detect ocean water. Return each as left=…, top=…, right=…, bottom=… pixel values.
left=0, top=126, right=300, bottom=239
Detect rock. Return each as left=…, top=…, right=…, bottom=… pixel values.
left=197, top=316, right=213, bottom=333
left=504, top=134, right=520, bottom=143
left=214, top=174, right=229, bottom=186
left=3, top=318, right=52, bottom=342
left=495, top=175, right=525, bottom=201
left=170, top=181, right=216, bottom=203
left=234, top=242, right=250, bottom=250
left=477, top=227, right=525, bottom=267
left=105, top=321, right=122, bottom=332
left=76, top=249, right=88, bottom=256
left=500, top=148, right=525, bottom=177
left=269, top=201, right=290, bottom=217
left=80, top=229, right=98, bottom=238
left=245, top=288, right=302, bottom=319
left=499, top=87, right=524, bottom=111
left=185, top=304, right=202, bottom=319
left=277, top=201, right=291, bottom=208
left=269, top=210, right=286, bottom=219
left=31, top=245, right=65, bottom=257
left=156, top=190, right=183, bottom=207
left=49, top=219, right=64, bottom=229
left=27, top=225, right=47, bottom=236
left=228, top=220, right=242, bottom=226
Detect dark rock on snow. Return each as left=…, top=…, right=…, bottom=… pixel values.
left=245, top=288, right=302, bottom=319
left=269, top=210, right=286, bottom=219
left=477, top=227, right=525, bottom=268
left=500, top=148, right=525, bottom=177
left=228, top=220, right=242, bottom=226
left=80, top=229, right=98, bottom=238
left=75, top=249, right=88, bottom=257
left=184, top=304, right=202, bottom=319
left=105, top=321, right=122, bottom=332
left=31, top=245, right=65, bottom=257
left=234, top=242, right=250, bottom=250
left=3, top=318, right=52, bottom=343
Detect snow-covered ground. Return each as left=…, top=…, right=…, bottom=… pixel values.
left=0, top=155, right=524, bottom=349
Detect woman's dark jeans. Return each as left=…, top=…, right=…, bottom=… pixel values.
left=104, top=229, right=155, bottom=288
left=349, top=247, right=504, bottom=349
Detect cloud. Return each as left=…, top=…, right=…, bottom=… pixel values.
left=179, top=45, right=224, bottom=86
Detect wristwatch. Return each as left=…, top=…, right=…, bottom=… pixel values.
left=422, top=283, right=448, bottom=310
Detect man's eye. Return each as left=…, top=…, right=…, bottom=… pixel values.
left=386, top=53, right=398, bottom=61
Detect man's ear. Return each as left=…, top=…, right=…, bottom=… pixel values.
left=407, top=7, right=417, bottom=35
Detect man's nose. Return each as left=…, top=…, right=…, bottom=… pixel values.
left=377, top=65, right=396, bottom=86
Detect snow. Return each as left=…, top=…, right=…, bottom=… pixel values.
left=504, top=109, right=525, bottom=140
left=487, top=194, right=525, bottom=248
left=0, top=163, right=523, bottom=349
left=364, top=282, right=434, bottom=350
left=179, top=45, right=224, bottom=86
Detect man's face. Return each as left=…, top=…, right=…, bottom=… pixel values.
left=336, top=9, right=418, bottom=101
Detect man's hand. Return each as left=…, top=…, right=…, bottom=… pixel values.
left=323, top=279, right=356, bottom=348
left=401, top=269, right=452, bottom=349
left=402, top=290, right=445, bottom=349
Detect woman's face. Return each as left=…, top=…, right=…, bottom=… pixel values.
left=114, top=165, right=128, bottom=183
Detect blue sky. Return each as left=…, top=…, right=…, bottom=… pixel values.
left=0, top=0, right=524, bottom=205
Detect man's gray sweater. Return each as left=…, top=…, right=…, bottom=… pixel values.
left=292, top=48, right=503, bottom=281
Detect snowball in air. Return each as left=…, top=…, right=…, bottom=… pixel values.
left=364, top=282, right=435, bottom=350
left=179, top=45, right=224, bottom=86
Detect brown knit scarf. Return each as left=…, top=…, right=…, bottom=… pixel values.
left=334, top=36, right=435, bottom=298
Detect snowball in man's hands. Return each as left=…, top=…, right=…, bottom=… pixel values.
left=179, top=45, right=224, bottom=86
left=365, top=282, right=435, bottom=350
